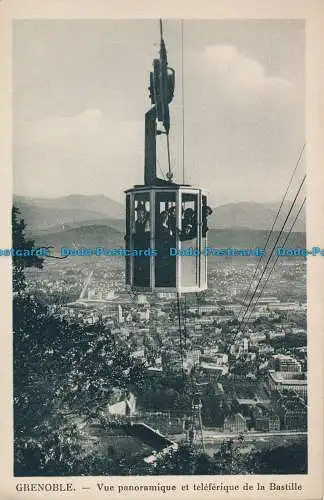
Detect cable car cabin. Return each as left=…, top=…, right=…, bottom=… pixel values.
left=125, top=184, right=208, bottom=294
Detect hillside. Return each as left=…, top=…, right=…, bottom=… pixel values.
left=209, top=201, right=305, bottom=232
left=14, top=195, right=306, bottom=234
left=14, top=195, right=125, bottom=233
left=14, top=194, right=125, bottom=217
left=34, top=225, right=124, bottom=250
left=33, top=225, right=306, bottom=254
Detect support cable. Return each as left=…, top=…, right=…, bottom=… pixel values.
left=238, top=174, right=306, bottom=333
left=157, top=158, right=167, bottom=180
left=237, top=143, right=305, bottom=321
left=166, top=133, right=173, bottom=181
left=176, top=292, right=184, bottom=376
left=183, top=294, right=188, bottom=349
left=244, top=197, right=306, bottom=326
left=181, top=19, right=185, bottom=184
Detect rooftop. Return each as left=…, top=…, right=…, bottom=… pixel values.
left=269, top=370, right=307, bottom=384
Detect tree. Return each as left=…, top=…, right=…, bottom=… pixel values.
left=153, top=445, right=200, bottom=475
left=13, top=293, right=82, bottom=475
left=251, top=442, right=307, bottom=474
left=12, top=206, right=43, bottom=292
left=14, top=293, right=146, bottom=475
left=201, top=384, right=225, bottom=427
left=12, top=210, right=147, bottom=475
left=149, top=438, right=307, bottom=476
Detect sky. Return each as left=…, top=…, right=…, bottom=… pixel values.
left=13, top=19, right=305, bottom=207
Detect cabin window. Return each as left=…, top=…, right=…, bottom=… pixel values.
left=155, top=192, right=176, bottom=287
left=180, top=193, right=198, bottom=241
left=202, top=195, right=213, bottom=238
left=125, top=195, right=130, bottom=284
left=180, top=192, right=199, bottom=287
left=133, top=193, right=151, bottom=287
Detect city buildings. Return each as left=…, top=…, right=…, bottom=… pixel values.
left=24, top=254, right=307, bottom=445
left=270, top=354, right=302, bottom=372
left=268, top=371, right=307, bottom=401
left=224, top=413, right=247, bottom=433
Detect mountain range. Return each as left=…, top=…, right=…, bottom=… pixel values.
left=13, top=194, right=306, bottom=235
left=31, top=226, right=305, bottom=255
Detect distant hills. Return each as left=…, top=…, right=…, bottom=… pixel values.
left=207, top=201, right=305, bottom=232
left=13, top=194, right=306, bottom=235
left=33, top=224, right=125, bottom=250
left=14, top=195, right=125, bottom=234
left=32, top=226, right=306, bottom=253
left=14, top=194, right=125, bottom=218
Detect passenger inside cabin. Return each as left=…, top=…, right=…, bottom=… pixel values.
left=167, top=205, right=177, bottom=236
left=202, top=201, right=213, bottom=238
left=133, top=202, right=150, bottom=286
left=155, top=210, right=176, bottom=286
left=157, top=210, right=172, bottom=241
left=135, top=202, right=150, bottom=234
left=180, top=207, right=197, bottom=241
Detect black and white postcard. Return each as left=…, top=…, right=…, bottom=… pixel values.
left=0, top=1, right=323, bottom=499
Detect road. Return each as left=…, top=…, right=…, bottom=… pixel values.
left=202, top=430, right=305, bottom=440
left=169, top=430, right=307, bottom=443
left=169, top=429, right=307, bottom=456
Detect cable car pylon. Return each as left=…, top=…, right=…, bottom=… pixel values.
left=177, top=292, right=205, bottom=453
